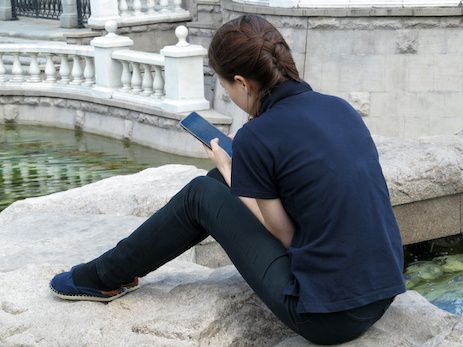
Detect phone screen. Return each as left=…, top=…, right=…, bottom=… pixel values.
left=179, top=112, right=233, bottom=157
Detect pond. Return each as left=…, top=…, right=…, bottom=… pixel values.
left=404, top=235, right=463, bottom=316
left=0, top=124, right=212, bottom=212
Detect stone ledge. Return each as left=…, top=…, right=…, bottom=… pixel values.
left=223, top=0, right=463, bottom=17
left=0, top=88, right=232, bottom=125
left=393, top=194, right=462, bottom=245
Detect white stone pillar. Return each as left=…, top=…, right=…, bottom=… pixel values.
left=60, top=0, right=78, bottom=28
left=0, top=0, right=13, bottom=20
left=90, top=21, right=133, bottom=92
left=88, top=0, right=121, bottom=28
left=160, top=26, right=210, bottom=113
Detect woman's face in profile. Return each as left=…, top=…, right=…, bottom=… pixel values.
left=219, top=76, right=254, bottom=115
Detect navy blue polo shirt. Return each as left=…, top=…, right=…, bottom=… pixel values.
left=231, top=79, right=406, bottom=313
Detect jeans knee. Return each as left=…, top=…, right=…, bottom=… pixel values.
left=187, top=176, right=227, bottom=203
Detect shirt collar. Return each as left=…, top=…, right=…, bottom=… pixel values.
left=259, top=79, right=313, bottom=114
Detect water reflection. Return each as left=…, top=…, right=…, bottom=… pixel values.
left=0, top=124, right=212, bottom=211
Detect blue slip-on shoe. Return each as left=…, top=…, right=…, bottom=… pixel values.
left=49, top=266, right=140, bottom=302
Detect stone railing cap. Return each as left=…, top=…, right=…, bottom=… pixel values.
left=91, top=21, right=134, bottom=48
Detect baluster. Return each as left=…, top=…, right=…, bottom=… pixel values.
left=173, top=0, right=182, bottom=12
left=70, top=55, right=84, bottom=85
left=131, top=62, right=142, bottom=94
left=133, top=0, right=143, bottom=15
left=59, top=54, right=71, bottom=84
left=146, top=0, right=156, bottom=13
left=142, top=64, right=153, bottom=96
left=83, top=57, right=95, bottom=86
left=44, top=54, right=57, bottom=83
left=12, top=53, right=24, bottom=82
left=0, top=54, right=6, bottom=82
left=153, top=65, right=164, bottom=98
left=28, top=53, right=41, bottom=83
left=120, top=60, right=131, bottom=91
left=119, top=0, right=129, bottom=16
left=160, top=0, right=168, bottom=13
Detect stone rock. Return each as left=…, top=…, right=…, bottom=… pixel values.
left=0, top=262, right=293, bottom=347
left=1, top=164, right=463, bottom=346
left=275, top=291, right=463, bottom=347
left=0, top=164, right=207, bottom=221
left=0, top=211, right=193, bottom=272
left=375, top=134, right=463, bottom=205
left=0, top=261, right=462, bottom=346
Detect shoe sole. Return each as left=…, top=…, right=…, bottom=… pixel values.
left=49, top=283, right=140, bottom=302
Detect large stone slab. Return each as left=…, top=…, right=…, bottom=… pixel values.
left=374, top=134, right=463, bottom=206
left=0, top=211, right=193, bottom=272
left=0, top=262, right=462, bottom=347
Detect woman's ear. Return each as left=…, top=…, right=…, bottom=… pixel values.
left=234, top=75, right=250, bottom=93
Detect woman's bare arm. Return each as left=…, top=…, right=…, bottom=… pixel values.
left=238, top=196, right=294, bottom=248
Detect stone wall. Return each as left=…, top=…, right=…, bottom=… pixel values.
left=0, top=95, right=231, bottom=158
left=219, top=2, right=463, bottom=138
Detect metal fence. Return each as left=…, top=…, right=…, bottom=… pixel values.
left=10, top=0, right=91, bottom=27
left=11, top=0, right=62, bottom=20
left=77, top=0, right=91, bottom=27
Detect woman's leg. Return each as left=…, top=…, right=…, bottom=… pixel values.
left=74, top=170, right=295, bottom=329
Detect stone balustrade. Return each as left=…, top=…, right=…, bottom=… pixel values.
left=88, top=0, right=190, bottom=28
left=112, top=49, right=165, bottom=100
left=0, top=22, right=209, bottom=114
left=0, top=44, right=95, bottom=86
left=118, top=0, right=185, bottom=17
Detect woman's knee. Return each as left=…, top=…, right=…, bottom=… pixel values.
left=187, top=176, right=225, bottom=199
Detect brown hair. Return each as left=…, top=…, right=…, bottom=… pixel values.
left=208, top=15, right=300, bottom=117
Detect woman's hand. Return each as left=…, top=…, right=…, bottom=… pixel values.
left=203, top=138, right=232, bottom=187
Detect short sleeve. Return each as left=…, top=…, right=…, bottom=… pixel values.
left=231, top=127, right=278, bottom=199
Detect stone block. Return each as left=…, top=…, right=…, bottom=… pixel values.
left=403, top=116, right=430, bottom=138
left=417, top=28, right=448, bottom=54
left=383, top=54, right=408, bottom=91
left=393, top=195, right=461, bottom=245
left=399, top=92, right=444, bottom=120
left=306, top=30, right=353, bottom=59
left=263, top=14, right=308, bottom=30
left=278, top=27, right=307, bottom=54
left=303, top=58, right=322, bottom=89
left=318, top=60, right=340, bottom=93
left=338, top=55, right=386, bottom=92
left=373, top=30, right=397, bottom=55
left=428, top=116, right=463, bottom=137
left=351, top=30, right=377, bottom=56
left=405, top=55, right=435, bottom=92
left=446, top=28, right=463, bottom=54
left=443, top=92, right=463, bottom=118
left=292, top=52, right=306, bottom=79
left=369, top=92, right=397, bottom=119
left=368, top=116, right=404, bottom=138
left=433, top=54, right=463, bottom=92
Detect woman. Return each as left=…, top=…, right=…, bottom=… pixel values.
left=50, top=15, right=406, bottom=345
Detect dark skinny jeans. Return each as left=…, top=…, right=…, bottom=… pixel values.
left=94, top=169, right=393, bottom=345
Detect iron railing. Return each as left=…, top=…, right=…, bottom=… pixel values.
left=77, top=0, right=91, bottom=27
left=11, top=0, right=62, bottom=20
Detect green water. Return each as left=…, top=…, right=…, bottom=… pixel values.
left=0, top=124, right=212, bottom=212
left=404, top=236, right=463, bottom=315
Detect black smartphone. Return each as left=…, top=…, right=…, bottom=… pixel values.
left=179, top=112, right=233, bottom=157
